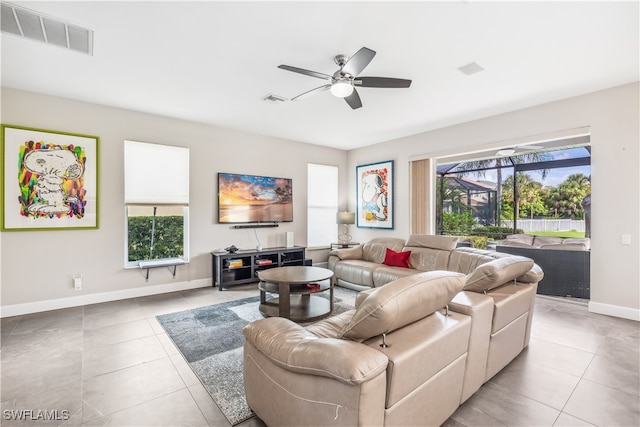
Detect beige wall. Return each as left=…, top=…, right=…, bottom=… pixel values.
left=346, top=82, right=639, bottom=320
left=2, top=83, right=638, bottom=320
left=0, top=88, right=347, bottom=312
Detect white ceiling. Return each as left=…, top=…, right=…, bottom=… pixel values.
left=1, top=1, right=638, bottom=150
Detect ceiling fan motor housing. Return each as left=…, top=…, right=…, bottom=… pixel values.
left=334, top=54, right=349, bottom=67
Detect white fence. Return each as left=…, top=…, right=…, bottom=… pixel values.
left=501, top=219, right=585, bottom=233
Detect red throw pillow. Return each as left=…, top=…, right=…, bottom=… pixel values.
left=382, top=248, right=411, bottom=268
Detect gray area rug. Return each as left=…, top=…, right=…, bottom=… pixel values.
left=156, top=289, right=356, bottom=425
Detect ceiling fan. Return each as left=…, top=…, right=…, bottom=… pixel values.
left=278, top=47, right=412, bottom=110
left=496, top=145, right=545, bottom=156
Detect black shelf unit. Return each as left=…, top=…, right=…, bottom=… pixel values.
left=211, top=246, right=306, bottom=290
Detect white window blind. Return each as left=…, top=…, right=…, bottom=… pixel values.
left=307, top=163, right=338, bottom=247
left=124, top=140, right=189, bottom=205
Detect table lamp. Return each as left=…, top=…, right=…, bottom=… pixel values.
left=336, top=211, right=355, bottom=244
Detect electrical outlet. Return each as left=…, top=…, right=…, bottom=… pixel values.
left=73, top=274, right=82, bottom=291
left=621, top=234, right=631, bottom=245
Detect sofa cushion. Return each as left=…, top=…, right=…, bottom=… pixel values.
left=531, top=236, right=563, bottom=247
left=540, top=243, right=588, bottom=251
left=561, top=237, right=591, bottom=250
left=333, top=260, right=381, bottom=287
left=506, top=234, right=534, bottom=245
left=448, top=249, right=496, bottom=274
left=243, top=317, right=388, bottom=385
left=406, top=247, right=452, bottom=271
left=339, top=271, right=466, bottom=341
left=514, top=262, right=544, bottom=283
left=372, top=266, right=419, bottom=287
left=361, top=238, right=406, bottom=263
left=329, top=245, right=363, bottom=260
left=464, top=256, right=534, bottom=292
left=405, top=234, right=459, bottom=251
left=382, top=248, right=411, bottom=268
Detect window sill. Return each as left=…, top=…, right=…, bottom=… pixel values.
left=127, top=258, right=187, bottom=280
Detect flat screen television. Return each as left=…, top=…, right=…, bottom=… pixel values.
left=218, top=173, right=293, bottom=223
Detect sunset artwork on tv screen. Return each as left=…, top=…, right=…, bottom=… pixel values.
left=218, top=173, right=293, bottom=223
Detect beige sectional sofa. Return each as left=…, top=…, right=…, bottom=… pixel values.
left=242, top=235, right=544, bottom=426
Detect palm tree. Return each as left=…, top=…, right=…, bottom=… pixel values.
left=548, top=173, right=591, bottom=219
left=454, top=152, right=550, bottom=226
left=436, top=177, right=469, bottom=233
left=502, top=173, right=545, bottom=219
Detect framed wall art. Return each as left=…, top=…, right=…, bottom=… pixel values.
left=1, top=124, right=99, bottom=231
left=356, top=160, right=394, bottom=229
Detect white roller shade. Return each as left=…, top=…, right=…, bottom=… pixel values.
left=124, top=140, right=189, bottom=205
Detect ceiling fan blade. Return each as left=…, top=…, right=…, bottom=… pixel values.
left=291, top=84, right=331, bottom=101
left=355, top=77, right=412, bottom=88
left=344, top=88, right=362, bottom=110
left=277, top=65, right=332, bottom=81
left=342, top=47, right=376, bottom=77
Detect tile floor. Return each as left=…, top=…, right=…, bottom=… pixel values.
left=1, top=285, right=638, bottom=426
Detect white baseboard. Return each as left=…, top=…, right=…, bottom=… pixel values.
left=588, top=301, right=640, bottom=321
left=0, top=278, right=212, bottom=318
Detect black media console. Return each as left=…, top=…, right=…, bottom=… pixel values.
left=211, top=246, right=306, bottom=290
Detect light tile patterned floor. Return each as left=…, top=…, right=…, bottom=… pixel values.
left=1, top=286, right=638, bottom=426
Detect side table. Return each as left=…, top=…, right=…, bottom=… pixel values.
left=331, top=242, right=360, bottom=249
left=257, top=266, right=334, bottom=322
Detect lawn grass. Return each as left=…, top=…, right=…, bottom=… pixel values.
left=527, top=230, right=586, bottom=238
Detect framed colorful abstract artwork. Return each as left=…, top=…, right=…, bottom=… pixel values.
left=1, top=124, right=99, bottom=231
left=356, top=160, right=394, bottom=229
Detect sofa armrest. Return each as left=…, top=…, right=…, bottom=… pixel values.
left=355, top=287, right=376, bottom=308
left=329, top=245, right=364, bottom=260
left=243, top=317, right=388, bottom=385
left=449, top=291, right=494, bottom=403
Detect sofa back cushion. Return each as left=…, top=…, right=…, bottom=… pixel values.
left=449, top=247, right=542, bottom=284
left=448, top=249, right=496, bottom=274
left=561, top=237, right=591, bottom=250
left=339, top=271, right=466, bottom=341
left=506, top=234, right=534, bottom=245
left=406, top=248, right=451, bottom=271
left=361, top=238, right=406, bottom=263
left=403, top=234, right=458, bottom=271
left=405, top=234, right=459, bottom=251
left=531, top=236, right=563, bottom=247
left=464, top=256, right=534, bottom=292
left=540, top=243, right=587, bottom=251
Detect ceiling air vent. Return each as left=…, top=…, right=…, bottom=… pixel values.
left=457, top=62, right=485, bottom=76
left=263, top=94, right=287, bottom=103
left=1, top=2, right=93, bottom=55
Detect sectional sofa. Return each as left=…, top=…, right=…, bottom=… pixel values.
left=242, top=235, right=544, bottom=426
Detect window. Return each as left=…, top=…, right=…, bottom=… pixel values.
left=124, top=140, right=189, bottom=267
left=307, top=163, right=338, bottom=247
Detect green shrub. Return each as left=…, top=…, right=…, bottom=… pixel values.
left=457, top=235, right=490, bottom=249
left=442, top=210, right=475, bottom=233
left=128, top=216, right=184, bottom=261
left=472, top=226, right=524, bottom=240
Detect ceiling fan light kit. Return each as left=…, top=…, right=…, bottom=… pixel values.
left=330, top=80, right=354, bottom=98
left=497, top=148, right=516, bottom=156
left=278, top=46, right=412, bottom=109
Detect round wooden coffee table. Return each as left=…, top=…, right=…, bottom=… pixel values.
left=257, top=266, right=334, bottom=322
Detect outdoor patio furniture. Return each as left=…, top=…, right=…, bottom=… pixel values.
left=496, top=245, right=590, bottom=299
